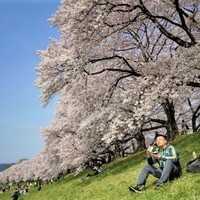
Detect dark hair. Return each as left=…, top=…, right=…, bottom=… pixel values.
left=154, top=131, right=167, bottom=140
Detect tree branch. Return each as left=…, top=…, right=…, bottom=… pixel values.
left=187, top=82, right=200, bottom=88
left=138, top=0, right=196, bottom=47
left=102, top=74, right=133, bottom=106
left=141, top=125, right=165, bottom=132
left=173, top=0, right=196, bottom=44
left=87, top=55, right=141, bottom=77
left=148, top=118, right=167, bottom=125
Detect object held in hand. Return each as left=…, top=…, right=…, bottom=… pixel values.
left=148, top=146, right=154, bottom=153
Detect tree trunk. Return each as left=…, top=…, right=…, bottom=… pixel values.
left=162, top=98, right=178, bottom=140
left=134, top=131, right=146, bottom=150
left=187, top=98, right=200, bottom=132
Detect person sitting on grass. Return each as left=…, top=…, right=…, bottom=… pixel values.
left=129, top=132, right=182, bottom=192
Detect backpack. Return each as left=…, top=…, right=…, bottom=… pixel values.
left=186, top=156, right=200, bottom=173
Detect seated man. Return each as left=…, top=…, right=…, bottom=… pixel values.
left=129, top=132, right=182, bottom=192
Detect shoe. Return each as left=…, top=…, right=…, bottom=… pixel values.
left=129, top=185, right=144, bottom=193
left=154, top=184, right=163, bottom=190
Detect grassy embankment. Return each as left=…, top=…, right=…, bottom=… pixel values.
left=1, top=133, right=200, bottom=200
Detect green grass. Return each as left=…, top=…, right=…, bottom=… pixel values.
left=1, top=133, right=200, bottom=200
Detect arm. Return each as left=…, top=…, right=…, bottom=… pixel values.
left=147, top=146, right=160, bottom=164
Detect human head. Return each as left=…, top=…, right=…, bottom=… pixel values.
left=154, top=132, right=168, bottom=149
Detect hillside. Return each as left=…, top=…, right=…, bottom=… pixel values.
left=0, top=163, right=14, bottom=172
left=1, top=133, right=200, bottom=200
left=0, top=164, right=5, bottom=172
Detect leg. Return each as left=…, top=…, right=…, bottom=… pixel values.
left=156, top=159, right=177, bottom=185
left=137, top=163, right=162, bottom=186
left=129, top=163, right=162, bottom=193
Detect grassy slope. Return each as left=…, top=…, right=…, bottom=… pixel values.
left=1, top=133, right=200, bottom=200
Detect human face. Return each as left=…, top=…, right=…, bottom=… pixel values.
left=155, top=136, right=167, bottom=149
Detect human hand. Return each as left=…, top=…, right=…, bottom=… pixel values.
left=147, top=146, right=160, bottom=159
left=149, top=152, right=160, bottom=159
left=147, top=146, right=153, bottom=156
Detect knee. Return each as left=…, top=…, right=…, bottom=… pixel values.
left=143, top=163, right=153, bottom=171
left=163, top=159, right=174, bottom=169
left=165, top=159, right=173, bottom=165
left=144, top=163, right=151, bottom=168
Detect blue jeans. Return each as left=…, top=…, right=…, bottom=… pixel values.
left=137, top=159, right=181, bottom=186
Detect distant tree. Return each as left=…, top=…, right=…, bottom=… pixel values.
left=18, top=158, right=28, bottom=163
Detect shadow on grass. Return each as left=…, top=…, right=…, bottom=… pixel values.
left=75, top=150, right=147, bottom=187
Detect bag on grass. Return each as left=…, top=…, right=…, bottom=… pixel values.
left=186, top=156, right=200, bottom=173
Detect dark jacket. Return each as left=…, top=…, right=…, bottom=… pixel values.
left=12, top=191, right=19, bottom=200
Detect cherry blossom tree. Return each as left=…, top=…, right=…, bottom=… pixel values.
left=36, top=0, right=200, bottom=138
left=35, top=0, right=200, bottom=176
left=1, top=0, right=200, bottom=182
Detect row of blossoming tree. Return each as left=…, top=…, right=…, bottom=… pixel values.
left=1, top=0, right=200, bottom=182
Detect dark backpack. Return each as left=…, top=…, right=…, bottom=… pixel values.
left=186, top=156, right=200, bottom=173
